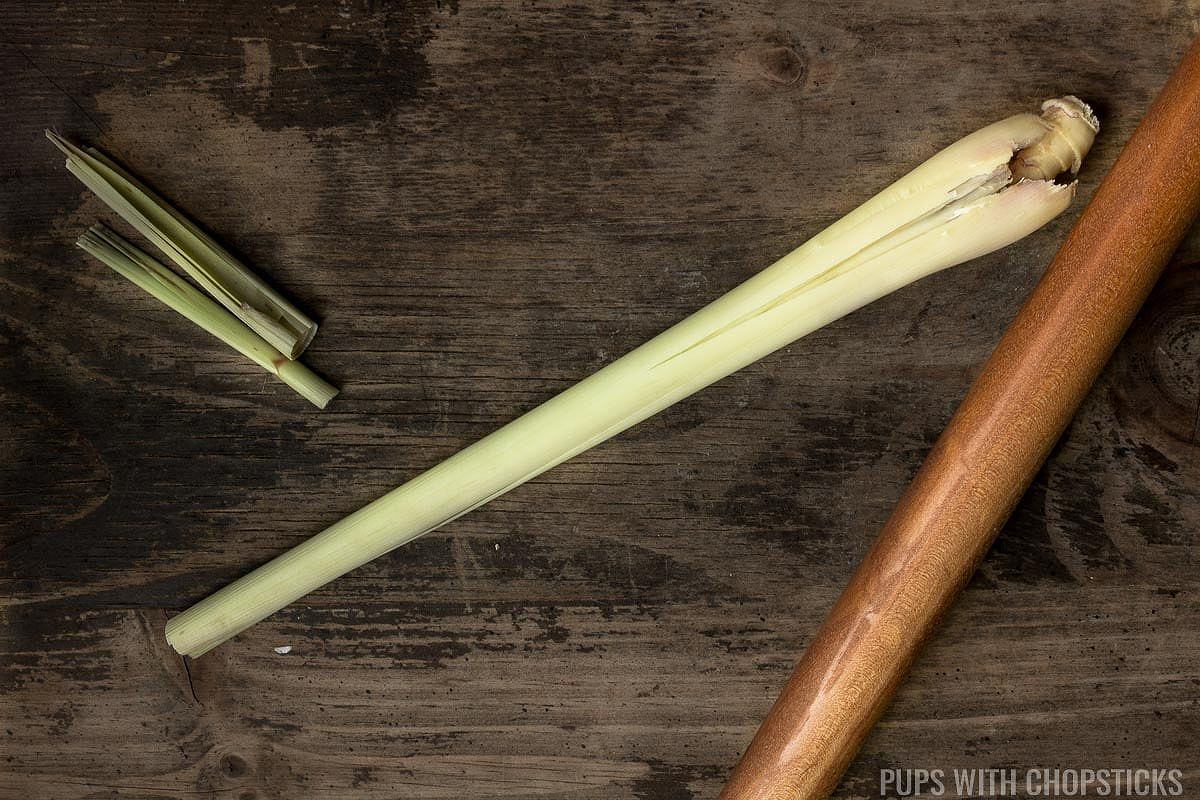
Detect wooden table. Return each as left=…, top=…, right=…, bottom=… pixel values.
left=3, top=3, right=1198, bottom=798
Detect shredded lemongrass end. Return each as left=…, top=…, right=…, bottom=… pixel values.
left=79, top=225, right=337, bottom=409
left=47, top=131, right=318, bottom=358
left=166, top=97, right=1098, bottom=657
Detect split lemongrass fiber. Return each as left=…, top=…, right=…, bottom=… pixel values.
left=168, top=97, right=1099, bottom=657
left=78, top=225, right=338, bottom=409
left=47, top=131, right=318, bottom=358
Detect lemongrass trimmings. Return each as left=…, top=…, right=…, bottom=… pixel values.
left=165, top=97, right=1098, bottom=658
left=79, top=225, right=337, bottom=409
left=47, top=131, right=318, bottom=358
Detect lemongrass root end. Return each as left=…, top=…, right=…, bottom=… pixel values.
left=1010, top=96, right=1099, bottom=182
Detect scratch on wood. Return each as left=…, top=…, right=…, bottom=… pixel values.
left=235, top=38, right=272, bottom=95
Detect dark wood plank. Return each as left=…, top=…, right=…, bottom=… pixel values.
left=2, top=2, right=1198, bottom=798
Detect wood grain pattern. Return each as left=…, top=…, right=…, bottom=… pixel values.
left=1, top=2, right=1199, bottom=798
left=720, top=32, right=1200, bottom=800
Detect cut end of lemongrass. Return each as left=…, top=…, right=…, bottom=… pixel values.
left=164, top=97, right=1098, bottom=658
left=78, top=224, right=338, bottom=409
left=278, top=359, right=339, bottom=408
left=165, top=614, right=217, bottom=658
left=47, top=130, right=318, bottom=358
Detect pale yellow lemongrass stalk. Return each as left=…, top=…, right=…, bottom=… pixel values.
left=78, top=225, right=337, bottom=409
left=167, top=97, right=1099, bottom=657
left=47, top=131, right=318, bottom=358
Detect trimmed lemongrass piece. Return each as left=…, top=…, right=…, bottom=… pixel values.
left=166, top=97, right=1098, bottom=657
left=46, top=131, right=317, bottom=358
left=79, top=225, right=337, bottom=409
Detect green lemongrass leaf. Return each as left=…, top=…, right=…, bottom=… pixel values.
left=78, top=225, right=337, bottom=409
left=47, top=131, right=317, bottom=358
left=166, top=97, right=1099, bottom=657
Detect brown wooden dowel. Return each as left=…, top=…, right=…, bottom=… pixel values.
left=720, top=33, right=1200, bottom=800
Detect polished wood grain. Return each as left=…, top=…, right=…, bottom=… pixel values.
left=721, top=32, right=1200, bottom=800
left=2, top=3, right=1199, bottom=799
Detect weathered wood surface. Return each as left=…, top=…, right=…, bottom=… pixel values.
left=2, top=2, right=1198, bottom=798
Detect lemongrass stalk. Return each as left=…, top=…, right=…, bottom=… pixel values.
left=167, top=97, right=1098, bottom=657
left=79, top=225, right=337, bottom=409
left=47, top=131, right=317, bottom=358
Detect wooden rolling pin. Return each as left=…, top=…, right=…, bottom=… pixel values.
left=721, top=34, right=1200, bottom=800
